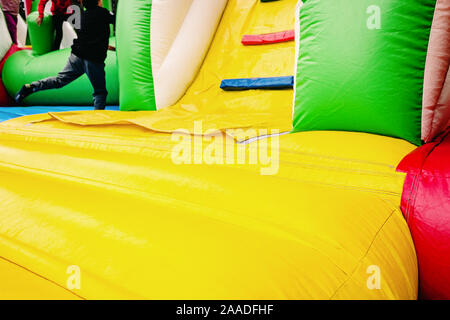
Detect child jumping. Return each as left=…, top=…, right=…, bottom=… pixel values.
left=36, top=0, right=73, bottom=50
left=16, top=0, right=115, bottom=110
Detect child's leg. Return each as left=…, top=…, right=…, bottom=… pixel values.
left=16, top=54, right=85, bottom=104
left=3, top=12, right=18, bottom=44
left=84, top=60, right=108, bottom=110
left=32, top=54, right=84, bottom=92
left=52, top=14, right=66, bottom=50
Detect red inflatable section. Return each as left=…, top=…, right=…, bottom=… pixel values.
left=0, top=44, right=25, bottom=106
left=398, top=128, right=450, bottom=300
left=242, top=30, right=295, bottom=45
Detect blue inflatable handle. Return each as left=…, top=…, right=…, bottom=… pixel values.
left=220, top=76, right=294, bottom=91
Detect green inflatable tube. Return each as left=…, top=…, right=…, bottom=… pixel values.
left=116, top=0, right=156, bottom=111
left=2, top=39, right=119, bottom=106
left=27, top=12, right=54, bottom=56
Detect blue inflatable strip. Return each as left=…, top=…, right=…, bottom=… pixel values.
left=220, top=76, right=294, bottom=91
left=0, top=106, right=120, bottom=122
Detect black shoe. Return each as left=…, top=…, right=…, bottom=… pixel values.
left=15, top=84, right=35, bottom=104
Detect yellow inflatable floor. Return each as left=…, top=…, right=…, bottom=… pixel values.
left=0, top=0, right=418, bottom=299
left=0, top=114, right=417, bottom=299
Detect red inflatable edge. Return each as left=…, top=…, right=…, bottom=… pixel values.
left=397, top=128, right=450, bottom=300
left=242, top=30, right=295, bottom=45
left=0, top=44, right=28, bottom=106
left=0, top=81, right=12, bottom=106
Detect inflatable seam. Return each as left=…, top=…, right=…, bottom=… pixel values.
left=0, top=255, right=84, bottom=299
left=329, top=209, right=398, bottom=299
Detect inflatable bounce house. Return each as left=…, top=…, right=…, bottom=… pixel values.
left=0, top=0, right=449, bottom=300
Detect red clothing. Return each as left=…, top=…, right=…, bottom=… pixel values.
left=38, top=0, right=72, bottom=18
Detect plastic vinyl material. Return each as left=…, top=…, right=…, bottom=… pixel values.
left=241, top=30, right=295, bottom=45
left=220, top=76, right=293, bottom=91
left=0, top=9, right=12, bottom=106
left=153, top=0, right=228, bottom=109
left=422, top=0, right=450, bottom=143
left=293, top=0, right=437, bottom=146
left=150, top=0, right=194, bottom=76
left=43, top=0, right=297, bottom=137
left=0, top=257, right=80, bottom=299
left=397, top=129, right=450, bottom=300
left=2, top=42, right=119, bottom=106
left=0, top=0, right=422, bottom=300
left=0, top=45, right=24, bottom=72
left=116, top=0, right=155, bottom=111
left=0, top=9, right=12, bottom=61
left=1, top=45, right=24, bottom=106
left=0, top=82, right=10, bottom=106
left=27, top=12, right=54, bottom=56
left=0, top=113, right=418, bottom=299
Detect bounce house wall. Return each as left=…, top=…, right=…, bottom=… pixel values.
left=292, top=0, right=437, bottom=146
left=422, top=0, right=450, bottom=143
left=116, top=0, right=155, bottom=111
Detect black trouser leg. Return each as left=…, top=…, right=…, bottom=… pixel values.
left=32, top=54, right=84, bottom=91
left=52, top=14, right=67, bottom=51
left=84, top=60, right=108, bottom=110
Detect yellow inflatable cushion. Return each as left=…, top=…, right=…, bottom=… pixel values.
left=0, top=115, right=417, bottom=299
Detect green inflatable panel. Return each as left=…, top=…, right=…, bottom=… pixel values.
left=116, top=0, right=156, bottom=111
left=2, top=39, right=119, bottom=106
left=293, top=0, right=437, bottom=145
left=27, top=12, right=54, bottom=56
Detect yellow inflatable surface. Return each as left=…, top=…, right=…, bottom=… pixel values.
left=0, top=0, right=418, bottom=299
left=0, top=114, right=417, bottom=299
